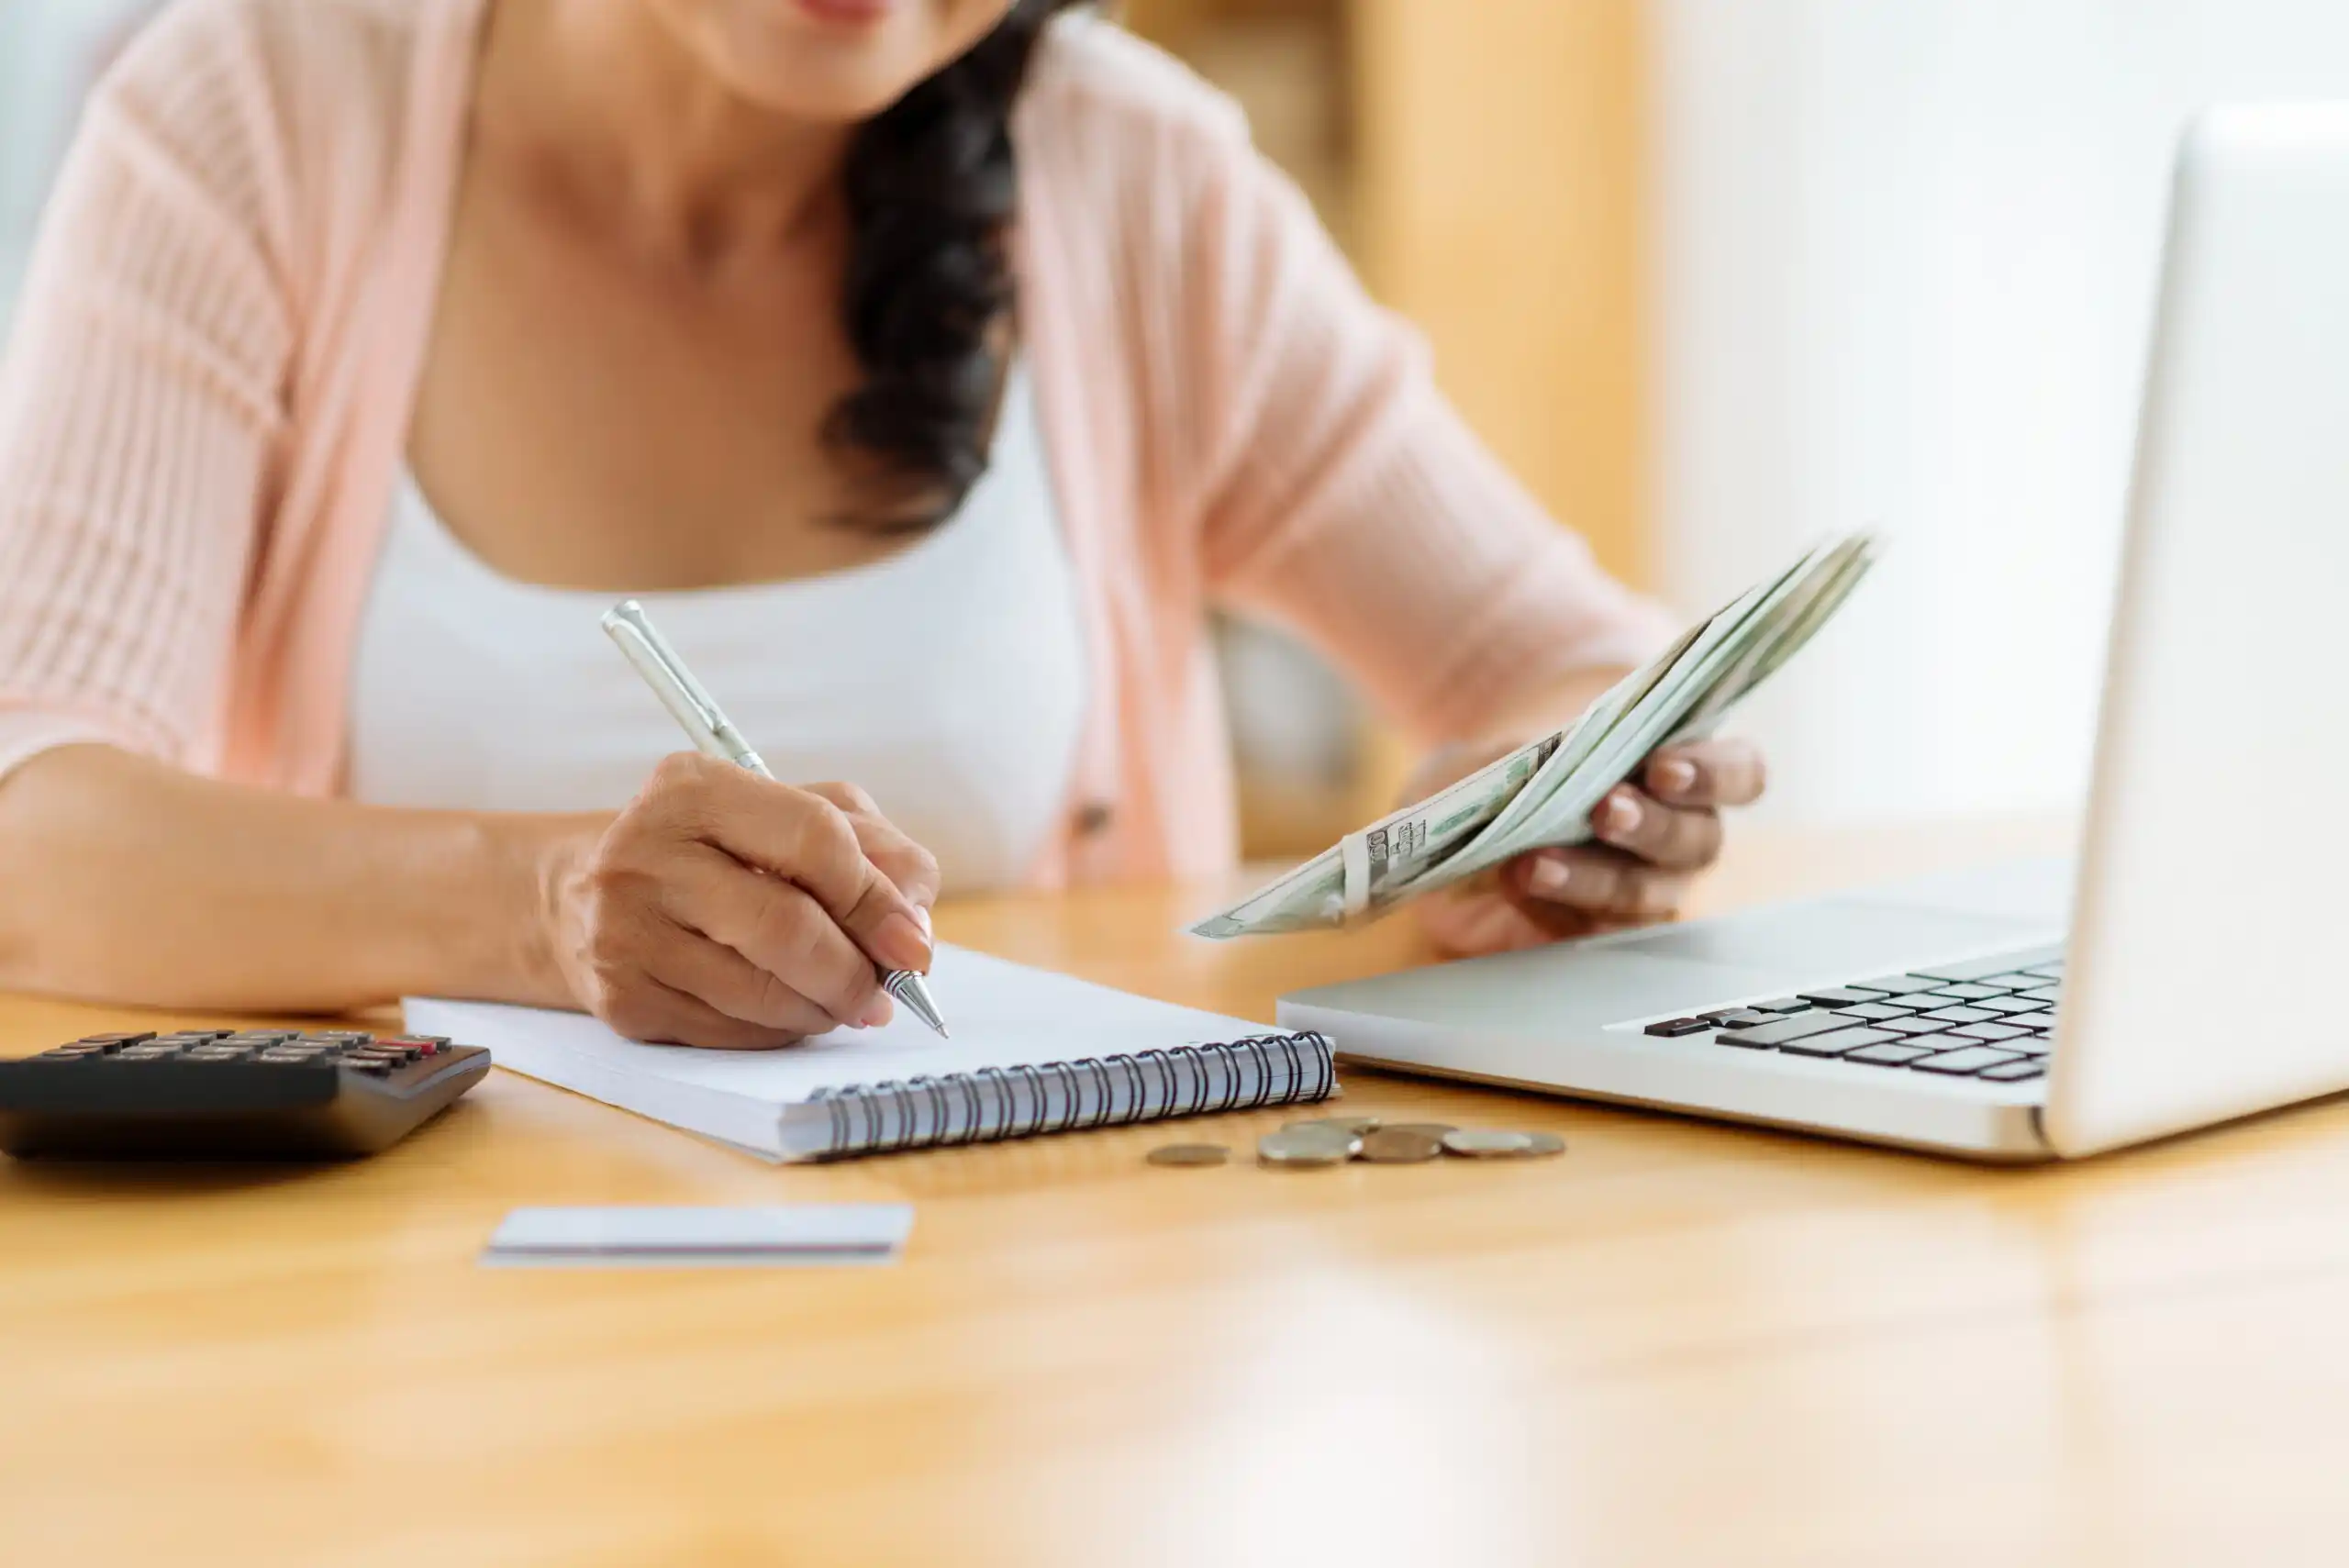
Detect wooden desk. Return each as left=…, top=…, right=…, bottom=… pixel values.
left=8, top=817, right=2347, bottom=1567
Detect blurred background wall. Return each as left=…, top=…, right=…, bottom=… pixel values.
left=7, top=1, right=2349, bottom=854
left=0, top=1, right=154, bottom=317
left=1651, top=0, right=2349, bottom=831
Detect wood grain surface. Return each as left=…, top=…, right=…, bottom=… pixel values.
left=12, top=817, right=2349, bottom=1568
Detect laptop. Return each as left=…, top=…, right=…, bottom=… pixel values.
left=1279, top=104, right=2349, bottom=1162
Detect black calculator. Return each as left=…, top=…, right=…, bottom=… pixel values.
left=0, top=1029, right=491, bottom=1159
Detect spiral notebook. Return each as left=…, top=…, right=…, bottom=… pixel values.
left=405, top=946, right=1336, bottom=1162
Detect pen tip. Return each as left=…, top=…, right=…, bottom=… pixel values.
left=884, top=970, right=949, bottom=1038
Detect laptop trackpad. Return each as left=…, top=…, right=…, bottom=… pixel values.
left=1603, top=897, right=2049, bottom=981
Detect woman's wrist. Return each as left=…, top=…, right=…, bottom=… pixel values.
left=466, top=810, right=607, bottom=1009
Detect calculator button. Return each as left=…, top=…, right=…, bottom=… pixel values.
left=345, top=1058, right=394, bottom=1074
left=77, top=1033, right=155, bottom=1049
left=377, top=1037, right=442, bottom=1056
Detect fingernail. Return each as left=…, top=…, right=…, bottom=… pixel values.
left=1529, top=857, right=1571, bottom=896
left=874, top=911, right=932, bottom=973
left=1607, top=795, right=1643, bottom=836
left=914, top=905, right=932, bottom=936
left=859, top=992, right=896, bottom=1029
left=1656, top=759, right=1698, bottom=799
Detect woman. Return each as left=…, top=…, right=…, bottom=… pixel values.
left=0, top=0, right=1765, bottom=1048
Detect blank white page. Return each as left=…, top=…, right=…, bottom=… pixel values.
left=406, top=945, right=1282, bottom=1154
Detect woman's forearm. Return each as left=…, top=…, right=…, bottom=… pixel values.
left=0, top=744, right=603, bottom=1013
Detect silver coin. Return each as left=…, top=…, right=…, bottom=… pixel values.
left=1258, top=1126, right=1360, bottom=1168
left=1146, top=1143, right=1230, bottom=1168
left=1383, top=1121, right=1459, bottom=1141
left=1356, top=1128, right=1444, bottom=1164
left=1441, top=1129, right=1539, bottom=1159
left=1287, top=1114, right=1382, bottom=1137
left=1515, top=1130, right=1567, bottom=1158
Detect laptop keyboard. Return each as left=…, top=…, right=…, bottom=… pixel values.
left=1639, top=945, right=2065, bottom=1085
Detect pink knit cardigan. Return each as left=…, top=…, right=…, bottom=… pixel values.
left=0, top=0, right=1669, bottom=885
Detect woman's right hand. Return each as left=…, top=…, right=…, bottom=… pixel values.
left=540, top=753, right=941, bottom=1050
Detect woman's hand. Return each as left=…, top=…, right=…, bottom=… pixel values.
left=540, top=754, right=941, bottom=1050
left=1410, top=738, right=1767, bottom=958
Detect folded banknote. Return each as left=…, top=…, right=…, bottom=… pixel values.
left=1189, top=533, right=1879, bottom=939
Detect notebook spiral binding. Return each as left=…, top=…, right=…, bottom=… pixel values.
left=808, top=1031, right=1336, bottom=1159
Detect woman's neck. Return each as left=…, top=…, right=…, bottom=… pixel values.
left=486, top=0, right=853, bottom=266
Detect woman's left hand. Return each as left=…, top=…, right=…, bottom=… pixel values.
left=1412, top=737, right=1768, bottom=957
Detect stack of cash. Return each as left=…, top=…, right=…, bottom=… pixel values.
left=1190, top=533, right=1879, bottom=940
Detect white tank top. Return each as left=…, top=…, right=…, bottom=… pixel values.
left=346, top=366, right=1086, bottom=895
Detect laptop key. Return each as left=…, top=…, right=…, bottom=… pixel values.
left=1842, top=1042, right=1940, bottom=1066
left=2016, top=986, right=2063, bottom=1005
left=1753, top=998, right=1817, bottom=1014
left=1709, top=1010, right=1778, bottom=1029
left=1975, top=996, right=2045, bottom=1016
left=1909, top=1046, right=2026, bottom=1076
left=1723, top=1012, right=1862, bottom=1048
left=1776, top=1026, right=1902, bottom=1059
left=1980, top=1060, right=2049, bottom=1082
left=1795, top=987, right=1883, bottom=1006
left=1922, top=983, right=2011, bottom=1002
left=1878, top=1018, right=1954, bottom=1037
left=1945, top=1022, right=2030, bottom=1042
left=1644, top=1018, right=1715, bottom=1038
left=1837, top=1001, right=1922, bottom=1021
left=1848, top=974, right=1943, bottom=996
left=1919, top=1006, right=1999, bottom=1025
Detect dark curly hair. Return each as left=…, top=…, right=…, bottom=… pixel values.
left=826, top=0, right=1083, bottom=529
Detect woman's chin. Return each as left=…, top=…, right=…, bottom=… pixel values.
left=699, top=12, right=954, bottom=121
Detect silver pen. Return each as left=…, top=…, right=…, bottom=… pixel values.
left=601, top=599, right=949, bottom=1038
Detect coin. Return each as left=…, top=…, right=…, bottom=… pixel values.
left=1441, top=1129, right=1567, bottom=1160
left=1146, top=1143, right=1230, bottom=1168
left=1356, top=1128, right=1444, bottom=1164
left=1441, top=1129, right=1538, bottom=1159
left=1257, top=1126, right=1360, bottom=1168
left=1383, top=1122, right=1459, bottom=1141
left=1287, top=1115, right=1381, bottom=1137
